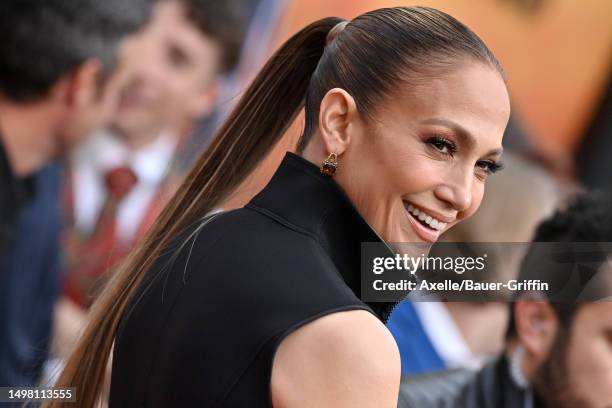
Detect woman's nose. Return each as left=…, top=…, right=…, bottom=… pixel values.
left=434, top=168, right=473, bottom=212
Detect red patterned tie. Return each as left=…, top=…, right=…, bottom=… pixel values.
left=64, top=166, right=138, bottom=307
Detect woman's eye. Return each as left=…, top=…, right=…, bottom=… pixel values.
left=426, top=136, right=456, bottom=155
left=476, top=160, right=503, bottom=175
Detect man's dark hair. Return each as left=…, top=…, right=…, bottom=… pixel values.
left=507, top=190, right=612, bottom=338
left=0, top=0, right=151, bottom=103
left=179, top=0, right=249, bottom=73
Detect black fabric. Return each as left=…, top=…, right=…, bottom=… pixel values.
left=110, top=152, right=395, bottom=407
left=398, top=356, right=539, bottom=408
left=0, top=137, right=34, bottom=263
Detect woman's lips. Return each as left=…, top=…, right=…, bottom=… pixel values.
left=405, top=208, right=441, bottom=243
left=403, top=201, right=454, bottom=243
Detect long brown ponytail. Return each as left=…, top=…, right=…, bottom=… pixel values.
left=46, top=16, right=345, bottom=408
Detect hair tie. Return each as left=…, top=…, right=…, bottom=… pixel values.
left=326, top=21, right=348, bottom=45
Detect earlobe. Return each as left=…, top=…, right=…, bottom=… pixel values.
left=318, top=88, right=357, bottom=156
left=188, top=82, right=219, bottom=119
left=65, top=59, right=103, bottom=108
left=514, top=300, right=557, bottom=358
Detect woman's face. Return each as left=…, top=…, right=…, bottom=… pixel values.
left=311, top=61, right=510, bottom=245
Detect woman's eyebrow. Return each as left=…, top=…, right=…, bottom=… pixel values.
left=420, top=117, right=503, bottom=156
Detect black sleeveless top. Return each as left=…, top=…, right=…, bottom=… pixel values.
left=110, top=153, right=395, bottom=407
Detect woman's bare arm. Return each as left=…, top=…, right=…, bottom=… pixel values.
left=271, top=309, right=401, bottom=407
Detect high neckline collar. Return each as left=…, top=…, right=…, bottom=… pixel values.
left=247, top=152, right=396, bottom=322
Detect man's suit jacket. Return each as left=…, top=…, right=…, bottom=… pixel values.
left=0, top=163, right=62, bottom=387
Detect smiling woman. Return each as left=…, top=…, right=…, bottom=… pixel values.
left=327, top=63, right=510, bottom=244
left=48, top=6, right=509, bottom=408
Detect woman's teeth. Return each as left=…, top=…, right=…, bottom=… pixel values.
left=406, top=204, right=447, bottom=231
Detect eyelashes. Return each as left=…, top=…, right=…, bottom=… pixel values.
left=476, top=160, right=504, bottom=175
left=424, top=135, right=503, bottom=176
left=426, top=135, right=457, bottom=155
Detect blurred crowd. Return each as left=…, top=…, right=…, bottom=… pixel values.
left=0, top=0, right=259, bottom=392
left=0, top=0, right=610, bottom=407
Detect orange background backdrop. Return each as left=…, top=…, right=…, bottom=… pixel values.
left=224, top=0, right=612, bottom=209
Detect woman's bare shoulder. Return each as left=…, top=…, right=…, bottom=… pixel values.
left=271, top=309, right=400, bottom=407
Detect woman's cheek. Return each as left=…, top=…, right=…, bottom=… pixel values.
left=465, top=181, right=485, bottom=219
left=395, top=159, right=445, bottom=194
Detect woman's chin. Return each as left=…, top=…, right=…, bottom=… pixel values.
left=386, top=228, right=434, bottom=255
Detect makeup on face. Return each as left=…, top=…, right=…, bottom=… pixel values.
left=403, top=201, right=450, bottom=242
left=331, top=62, right=510, bottom=245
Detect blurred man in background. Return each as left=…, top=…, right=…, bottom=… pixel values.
left=399, top=191, right=612, bottom=408
left=0, top=0, right=150, bottom=258
left=0, top=0, right=151, bottom=388
left=54, top=0, right=248, bottom=360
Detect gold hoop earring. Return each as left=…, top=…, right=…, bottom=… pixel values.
left=320, top=153, right=338, bottom=176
